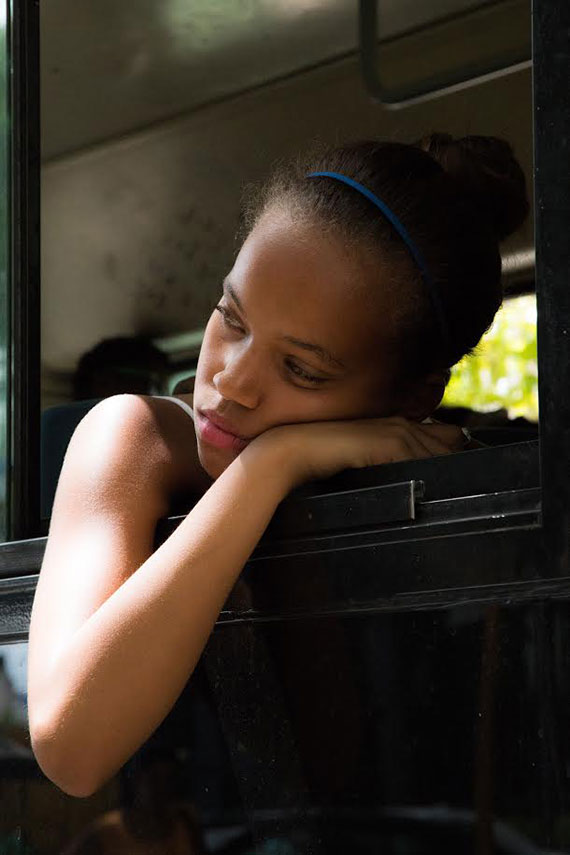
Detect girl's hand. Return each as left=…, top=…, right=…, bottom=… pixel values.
left=248, top=417, right=466, bottom=489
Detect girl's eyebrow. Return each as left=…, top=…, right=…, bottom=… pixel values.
left=223, top=278, right=345, bottom=370
left=282, top=336, right=345, bottom=369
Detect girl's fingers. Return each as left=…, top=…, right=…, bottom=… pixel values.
left=391, top=432, right=434, bottom=461
left=408, top=432, right=452, bottom=457
left=380, top=422, right=443, bottom=461
left=417, top=422, right=466, bottom=452
left=407, top=433, right=439, bottom=459
left=383, top=422, right=464, bottom=459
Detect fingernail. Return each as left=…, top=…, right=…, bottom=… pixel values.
left=461, top=427, right=472, bottom=443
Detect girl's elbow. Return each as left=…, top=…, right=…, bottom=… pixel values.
left=29, top=712, right=102, bottom=799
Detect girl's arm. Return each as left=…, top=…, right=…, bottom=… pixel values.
left=28, top=394, right=295, bottom=798
left=28, top=395, right=461, bottom=798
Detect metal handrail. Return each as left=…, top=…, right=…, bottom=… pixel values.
left=359, top=0, right=531, bottom=108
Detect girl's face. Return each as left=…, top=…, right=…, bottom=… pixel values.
left=193, top=209, right=413, bottom=478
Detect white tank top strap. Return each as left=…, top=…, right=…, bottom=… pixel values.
left=153, top=395, right=194, bottom=421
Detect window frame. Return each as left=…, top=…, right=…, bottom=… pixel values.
left=7, top=0, right=40, bottom=541
left=0, top=0, right=569, bottom=639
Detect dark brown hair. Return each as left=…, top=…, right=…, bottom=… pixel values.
left=244, top=134, right=529, bottom=377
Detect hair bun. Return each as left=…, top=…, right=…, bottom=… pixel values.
left=418, top=133, right=530, bottom=242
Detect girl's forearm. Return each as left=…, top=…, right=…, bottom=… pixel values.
left=32, top=441, right=293, bottom=797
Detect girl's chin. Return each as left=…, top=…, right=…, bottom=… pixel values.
left=197, top=441, right=237, bottom=480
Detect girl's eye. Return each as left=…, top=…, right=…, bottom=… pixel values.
left=285, top=359, right=328, bottom=386
left=215, top=304, right=245, bottom=333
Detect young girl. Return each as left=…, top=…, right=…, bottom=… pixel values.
left=27, top=133, right=529, bottom=798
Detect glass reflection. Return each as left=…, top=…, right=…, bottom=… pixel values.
left=60, top=746, right=206, bottom=854
left=3, top=600, right=570, bottom=853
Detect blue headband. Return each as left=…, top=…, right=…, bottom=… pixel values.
left=307, top=171, right=450, bottom=354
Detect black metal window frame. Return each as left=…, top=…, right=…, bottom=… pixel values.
left=0, top=0, right=568, bottom=640
left=8, top=0, right=40, bottom=544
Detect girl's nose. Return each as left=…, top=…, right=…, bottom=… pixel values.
left=213, top=345, right=262, bottom=410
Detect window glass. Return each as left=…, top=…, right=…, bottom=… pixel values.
left=442, top=293, right=538, bottom=422
left=0, top=5, right=8, bottom=539
left=3, top=600, right=569, bottom=854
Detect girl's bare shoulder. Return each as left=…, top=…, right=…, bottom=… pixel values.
left=69, top=393, right=206, bottom=501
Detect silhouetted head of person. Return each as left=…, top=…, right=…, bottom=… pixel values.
left=73, top=336, right=170, bottom=399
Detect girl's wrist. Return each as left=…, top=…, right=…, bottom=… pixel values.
left=240, top=427, right=304, bottom=494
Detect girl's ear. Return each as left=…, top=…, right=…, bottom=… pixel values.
left=399, top=370, right=449, bottom=421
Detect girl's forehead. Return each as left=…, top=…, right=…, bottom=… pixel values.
left=230, top=211, right=396, bottom=360
left=235, top=212, right=381, bottom=314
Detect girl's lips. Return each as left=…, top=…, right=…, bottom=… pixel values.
left=195, top=411, right=250, bottom=453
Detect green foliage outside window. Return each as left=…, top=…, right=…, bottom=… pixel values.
left=443, top=293, right=538, bottom=421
